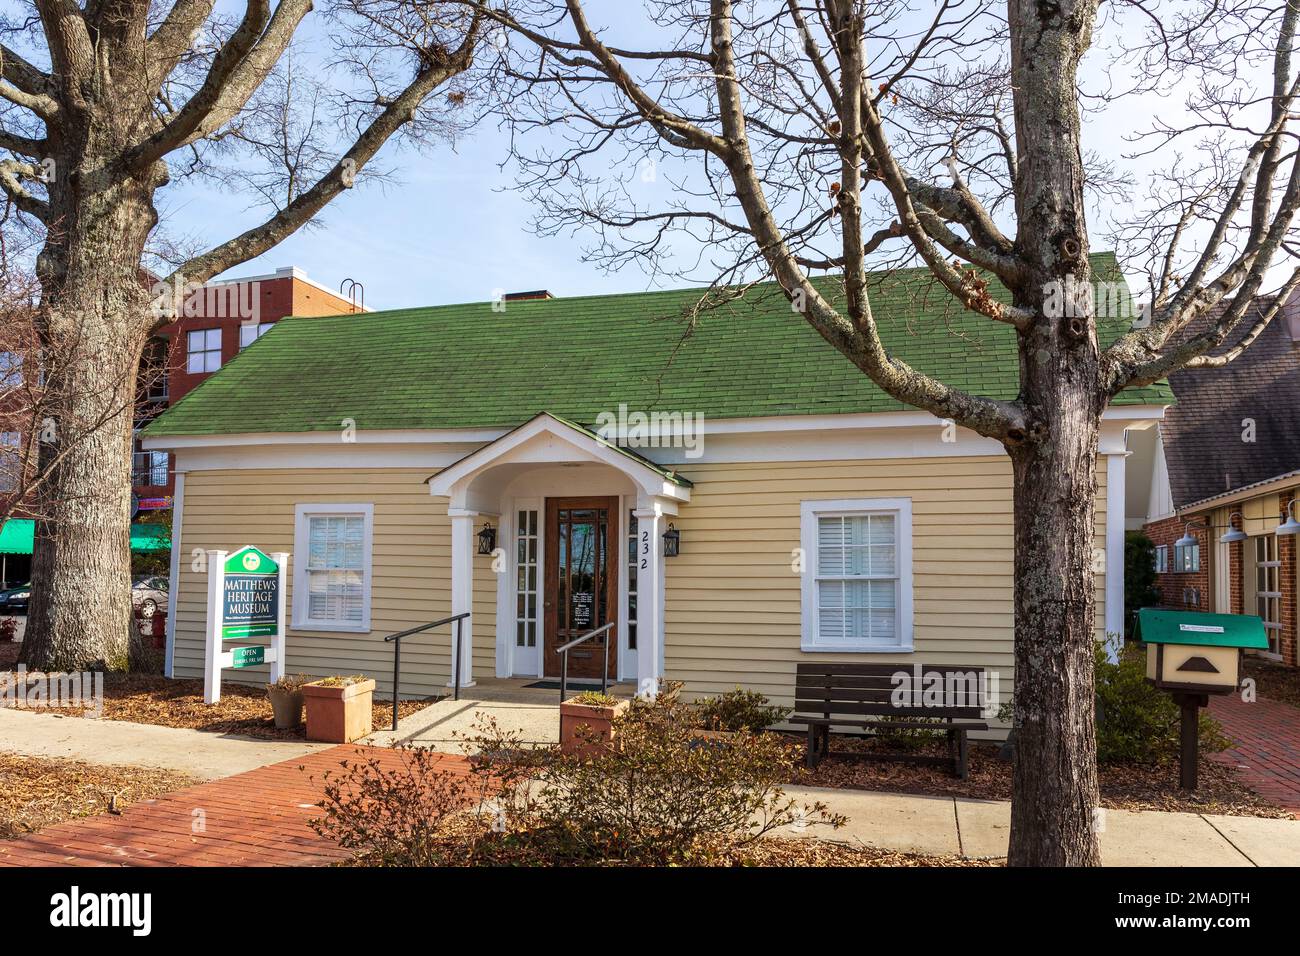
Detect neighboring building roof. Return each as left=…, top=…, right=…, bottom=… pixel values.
left=143, top=256, right=1172, bottom=438
left=1160, top=294, right=1300, bottom=510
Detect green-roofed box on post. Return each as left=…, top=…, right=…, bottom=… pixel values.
left=1135, top=608, right=1267, bottom=694
left=1134, top=608, right=1268, bottom=791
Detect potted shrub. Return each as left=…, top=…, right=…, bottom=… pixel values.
left=559, top=690, right=629, bottom=756
left=266, top=674, right=310, bottom=730
left=303, top=675, right=376, bottom=743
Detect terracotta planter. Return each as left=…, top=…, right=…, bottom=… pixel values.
left=559, top=698, right=630, bottom=756
left=267, top=686, right=305, bottom=730
left=303, top=678, right=375, bottom=743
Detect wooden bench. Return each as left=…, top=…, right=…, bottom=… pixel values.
left=790, top=663, right=989, bottom=778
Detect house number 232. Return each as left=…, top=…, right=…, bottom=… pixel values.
left=641, top=531, right=650, bottom=569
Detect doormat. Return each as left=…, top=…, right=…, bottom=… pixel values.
left=524, top=680, right=625, bottom=691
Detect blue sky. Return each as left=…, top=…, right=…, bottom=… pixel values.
left=146, top=1, right=1273, bottom=312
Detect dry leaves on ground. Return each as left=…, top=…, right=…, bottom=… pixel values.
left=786, top=734, right=1291, bottom=818
left=23, top=673, right=436, bottom=741
left=0, top=751, right=197, bottom=839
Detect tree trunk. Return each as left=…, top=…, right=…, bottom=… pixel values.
left=20, top=172, right=156, bottom=672
left=1002, top=0, right=1104, bottom=866
left=1007, top=414, right=1103, bottom=866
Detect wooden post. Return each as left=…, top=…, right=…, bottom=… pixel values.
left=203, top=549, right=227, bottom=704
left=1173, top=692, right=1209, bottom=790
left=270, top=552, right=289, bottom=683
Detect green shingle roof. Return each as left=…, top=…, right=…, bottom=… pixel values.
left=144, top=256, right=1172, bottom=438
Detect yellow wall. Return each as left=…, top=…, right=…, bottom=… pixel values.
left=172, top=467, right=496, bottom=696
left=172, top=455, right=1111, bottom=716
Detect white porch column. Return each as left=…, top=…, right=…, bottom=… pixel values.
left=448, top=511, right=478, bottom=688
left=633, top=506, right=665, bottom=697
left=1104, top=451, right=1128, bottom=661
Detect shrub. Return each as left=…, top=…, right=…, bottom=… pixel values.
left=568, top=690, right=618, bottom=707
left=309, top=747, right=487, bottom=866
left=267, top=673, right=310, bottom=693
left=0, top=618, right=16, bottom=643
left=1094, top=644, right=1230, bottom=763
left=997, top=644, right=1231, bottom=764
left=503, top=684, right=842, bottom=865
left=1124, top=531, right=1162, bottom=636
left=692, top=686, right=790, bottom=732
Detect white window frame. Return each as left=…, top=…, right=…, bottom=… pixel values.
left=186, top=328, right=222, bottom=373
left=799, top=497, right=913, bottom=653
left=1154, top=544, right=1169, bottom=574
left=239, top=321, right=274, bottom=349
left=291, top=503, right=374, bottom=633
left=0, top=431, right=21, bottom=492
left=0, top=351, right=22, bottom=388
left=1173, top=540, right=1200, bottom=573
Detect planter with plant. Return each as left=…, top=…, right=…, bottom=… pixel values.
left=559, top=691, right=629, bottom=756
left=303, top=675, right=376, bottom=743
left=266, top=674, right=310, bottom=730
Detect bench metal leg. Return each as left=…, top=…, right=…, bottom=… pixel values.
left=956, top=731, right=970, bottom=780
left=805, top=724, right=821, bottom=769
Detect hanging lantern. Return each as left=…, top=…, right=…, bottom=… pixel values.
left=662, top=523, right=680, bottom=558
left=476, top=521, right=496, bottom=555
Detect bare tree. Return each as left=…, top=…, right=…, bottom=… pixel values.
left=464, top=0, right=1300, bottom=865
left=0, top=0, right=482, bottom=671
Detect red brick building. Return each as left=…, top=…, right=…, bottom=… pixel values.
left=133, top=267, right=361, bottom=509
left=1135, top=297, right=1300, bottom=666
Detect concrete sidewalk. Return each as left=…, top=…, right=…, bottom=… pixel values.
left=0, top=707, right=327, bottom=780
left=3, top=704, right=1298, bottom=865
left=778, top=784, right=1300, bottom=865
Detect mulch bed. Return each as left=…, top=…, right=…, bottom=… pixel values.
left=23, top=673, right=437, bottom=741
left=0, top=643, right=17, bottom=670
left=0, top=751, right=198, bottom=840
left=784, top=734, right=1291, bottom=818
left=1243, top=657, right=1300, bottom=709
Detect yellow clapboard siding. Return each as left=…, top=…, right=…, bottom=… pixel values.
left=171, top=454, right=1110, bottom=712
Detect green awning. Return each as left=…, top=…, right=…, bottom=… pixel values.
left=0, top=519, right=170, bottom=554
left=1134, top=608, right=1269, bottom=649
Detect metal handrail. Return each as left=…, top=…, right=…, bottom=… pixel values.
left=384, top=612, right=470, bottom=731
left=555, top=621, right=616, bottom=703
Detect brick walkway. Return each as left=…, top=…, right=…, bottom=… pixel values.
left=1211, top=693, right=1300, bottom=817
left=0, top=745, right=474, bottom=867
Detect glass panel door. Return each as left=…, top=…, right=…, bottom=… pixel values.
left=544, top=497, right=618, bottom=679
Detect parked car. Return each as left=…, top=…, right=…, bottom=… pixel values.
left=132, top=575, right=169, bottom=617
left=0, top=583, right=30, bottom=614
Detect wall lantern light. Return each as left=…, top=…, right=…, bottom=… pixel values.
left=1174, top=521, right=1203, bottom=549
left=476, top=521, right=497, bottom=555
left=1219, top=512, right=1248, bottom=544
left=1277, top=500, right=1300, bottom=537
left=662, top=523, right=680, bottom=558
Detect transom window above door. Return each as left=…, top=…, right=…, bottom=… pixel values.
left=800, top=498, right=913, bottom=652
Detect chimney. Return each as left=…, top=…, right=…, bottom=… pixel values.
left=504, top=290, right=554, bottom=302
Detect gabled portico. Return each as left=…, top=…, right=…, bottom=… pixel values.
left=427, top=413, right=691, bottom=696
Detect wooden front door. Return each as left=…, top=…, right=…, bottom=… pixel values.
left=544, top=497, right=619, bottom=680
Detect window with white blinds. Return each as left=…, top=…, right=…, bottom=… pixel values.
left=800, top=498, right=913, bottom=651
left=293, top=504, right=373, bottom=632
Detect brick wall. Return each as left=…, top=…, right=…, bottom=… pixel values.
left=1143, top=514, right=1211, bottom=611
